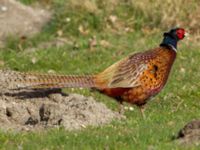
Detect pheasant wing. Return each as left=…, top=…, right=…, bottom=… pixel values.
left=108, top=60, right=147, bottom=88
left=96, top=54, right=148, bottom=88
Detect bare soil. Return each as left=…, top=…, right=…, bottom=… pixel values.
left=0, top=0, right=51, bottom=41
left=0, top=70, right=124, bottom=132
left=176, top=120, right=200, bottom=145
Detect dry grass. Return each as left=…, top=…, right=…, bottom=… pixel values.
left=63, top=0, right=200, bottom=34
left=132, top=0, right=200, bottom=31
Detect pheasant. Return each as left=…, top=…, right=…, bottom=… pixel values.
left=4, top=28, right=186, bottom=115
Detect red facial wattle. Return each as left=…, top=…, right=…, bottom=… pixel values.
left=176, top=29, right=185, bottom=40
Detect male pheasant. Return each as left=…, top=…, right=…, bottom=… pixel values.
left=5, top=28, right=186, bottom=114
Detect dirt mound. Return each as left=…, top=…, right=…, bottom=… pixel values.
left=0, top=0, right=51, bottom=41
left=0, top=70, right=124, bottom=131
left=176, top=120, right=200, bottom=145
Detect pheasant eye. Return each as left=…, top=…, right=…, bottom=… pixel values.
left=176, top=29, right=185, bottom=40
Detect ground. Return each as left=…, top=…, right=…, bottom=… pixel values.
left=0, top=88, right=122, bottom=131
left=0, top=0, right=200, bottom=149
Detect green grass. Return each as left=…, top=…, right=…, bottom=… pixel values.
left=1, top=0, right=200, bottom=149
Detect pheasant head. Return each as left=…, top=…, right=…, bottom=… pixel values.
left=160, top=28, right=186, bottom=50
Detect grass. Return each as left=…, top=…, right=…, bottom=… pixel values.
left=1, top=0, right=200, bottom=149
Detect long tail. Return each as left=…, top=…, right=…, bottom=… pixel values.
left=1, top=70, right=97, bottom=90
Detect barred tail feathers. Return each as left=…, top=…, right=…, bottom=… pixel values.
left=4, top=71, right=96, bottom=89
